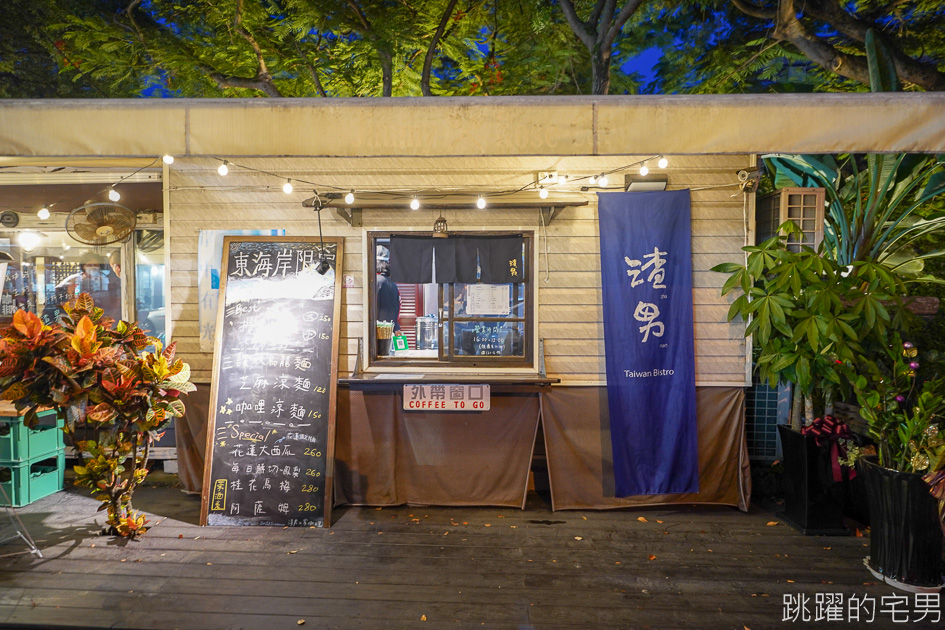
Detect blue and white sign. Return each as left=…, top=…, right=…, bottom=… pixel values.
left=598, top=191, right=698, bottom=496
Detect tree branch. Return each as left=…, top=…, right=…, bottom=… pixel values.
left=558, top=0, right=596, bottom=49
left=233, top=0, right=281, bottom=96
left=731, top=0, right=776, bottom=21
left=603, top=0, right=647, bottom=52
left=125, top=0, right=144, bottom=43
left=208, top=71, right=282, bottom=97
left=421, top=0, right=460, bottom=96
left=293, top=38, right=328, bottom=97
left=593, top=0, right=617, bottom=47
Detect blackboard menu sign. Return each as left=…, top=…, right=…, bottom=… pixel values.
left=200, top=236, right=343, bottom=528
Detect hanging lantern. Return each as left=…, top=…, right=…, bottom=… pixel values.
left=432, top=214, right=448, bottom=238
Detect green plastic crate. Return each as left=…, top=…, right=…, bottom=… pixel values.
left=0, top=410, right=63, bottom=462
left=0, top=450, right=65, bottom=507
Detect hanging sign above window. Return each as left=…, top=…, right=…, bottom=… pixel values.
left=403, top=384, right=491, bottom=411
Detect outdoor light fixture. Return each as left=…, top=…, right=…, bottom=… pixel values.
left=345, top=190, right=355, bottom=205
left=162, top=154, right=175, bottom=165
left=410, top=197, right=420, bottom=210
left=538, top=186, right=549, bottom=199
left=311, top=191, right=330, bottom=275
left=218, top=161, right=229, bottom=176
left=283, top=179, right=294, bottom=194
left=17, top=231, right=42, bottom=252
left=37, top=206, right=50, bottom=220
left=432, top=214, right=448, bottom=237
left=476, top=195, right=487, bottom=209
left=108, top=187, right=121, bottom=202
left=658, top=157, right=668, bottom=169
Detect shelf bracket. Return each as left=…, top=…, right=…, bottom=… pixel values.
left=539, top=207, right=563, bottom=225
left=334, top=207, right=362, bottom=227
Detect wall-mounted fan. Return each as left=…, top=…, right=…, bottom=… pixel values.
left=66, top=202, right=137, bottom=245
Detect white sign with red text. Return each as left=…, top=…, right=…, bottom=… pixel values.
left=403, top=384, right=491, bottom=411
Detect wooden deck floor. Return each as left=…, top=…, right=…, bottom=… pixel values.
left=0, top=485, right=942, bottom=629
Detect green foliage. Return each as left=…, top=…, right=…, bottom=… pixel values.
left=712, top=223, right=912, bottom=402
left=851, top=335, right=945, bottom=476
left=763, top=153, right=945, bottom=269
left=0, top=295, right=194, bottom=538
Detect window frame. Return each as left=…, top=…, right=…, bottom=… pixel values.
left=364, top=229, right=538, bottom=373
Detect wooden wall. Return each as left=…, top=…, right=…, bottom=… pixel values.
left=168, top=155, right=750, bottom=386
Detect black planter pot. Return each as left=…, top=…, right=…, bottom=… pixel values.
left=859, top=456, right=944, bottom=591
left=777, top=425, right=851, bottom=535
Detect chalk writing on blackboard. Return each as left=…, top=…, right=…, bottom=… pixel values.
left=201, top=237, right=342, bottom=528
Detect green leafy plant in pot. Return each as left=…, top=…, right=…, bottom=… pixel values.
left=0, top=294, right=194, bottom=538
left=851, top=335, right=945, bottom=591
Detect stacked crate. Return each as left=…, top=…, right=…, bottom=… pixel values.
left=0, top=409, right=65, bottom=507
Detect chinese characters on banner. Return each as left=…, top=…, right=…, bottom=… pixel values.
left=201, top=238, right=341, bottom=528
left=598, top=191, right=698, bottom=496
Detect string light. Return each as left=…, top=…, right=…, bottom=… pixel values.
left=639, top=164, right=649, bottom=176
left=588, top=175, right=598, bottom=185
left=37, top=206, right=50, bottom=220
left=410, top=197, right=420, bottom=210
left=218, top=161, right=229, bottom=176
left=162, top=154, right=175, bottom=165
left=658, top=157, right=668, bottom=169
left=345, top=190, right=355, bottom=205
left=476, top=195, right=487, bottom=209
left=108, top=187, right=121, bottom=202
left=283, top=179, right=294, bottom=194
left=598, top=174, right=609, bottom=187
left=538, top=186, right=549, bottom=199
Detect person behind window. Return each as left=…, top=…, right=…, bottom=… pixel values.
left=375, top=245, right=401, bottom=333
left=57, top=252, right=122, bottom=320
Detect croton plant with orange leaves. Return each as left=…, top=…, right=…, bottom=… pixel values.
left=0, top=294, right=194, bottom=537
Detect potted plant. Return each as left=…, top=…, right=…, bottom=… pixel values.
left=851, top=335, right=945, bottom=591
left=0, top=294, right=194, bottom=538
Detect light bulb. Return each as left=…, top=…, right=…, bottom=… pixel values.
left=37, top=207, right=50, bottom=221
left=640, top=165, right=649, bottom=176
left=476, top=196, right=487, bottom=209
left=218, top=161, right=229, bottom=176
left=410, top=197, right=420, bottom=210
left=658, top=157, right=668, bottom=169
left=538, top=186, right=549, bottom=199
left=162, top=154, right=174, bottom=165
left=17, top=231, right=41, bottom=252
left=598, top=174, right=609, bottom=187
left=108, top=188, right=121, bottom=202
left=345, top=190, right=355, bottom=205
left=589, top=175, right=598, bottom=184
left=283, top=179, right=294, bottom=194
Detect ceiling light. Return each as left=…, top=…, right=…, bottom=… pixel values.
left=410, top=197, right=420, bottom=210
left=218, top=161, right=229, bottom=176
left=598, top=174, right=609, bottom=187
left=589, top=175, right=598, bottom=184
left=476, top=196, right=487, bottom=209
left=658, top=157, right=668, bottom=169
left=538, top=186, right=549, bottom=199
left=283, top=179, right=294, bottom=194
left=17, top=231, right=42, bottom=252
left=37, top=206, right=50, bottom=221
left=640, top=164, right=649, bottom=176
left=108, top=187, right=121, bottom=202
left=162, top=154, right=175, bottom=165
left=345, top=190, right=355, bottom=205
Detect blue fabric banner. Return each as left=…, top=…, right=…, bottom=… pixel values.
left=598, top=190, right=699, bottom=496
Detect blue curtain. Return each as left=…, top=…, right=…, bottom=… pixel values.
left=598, top=190, right=699, bottom=496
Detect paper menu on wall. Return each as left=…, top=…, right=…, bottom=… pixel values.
left=465, top=284, right=511, bottom=316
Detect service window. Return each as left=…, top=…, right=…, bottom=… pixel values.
left=368, top=231, right=533, bottom=368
